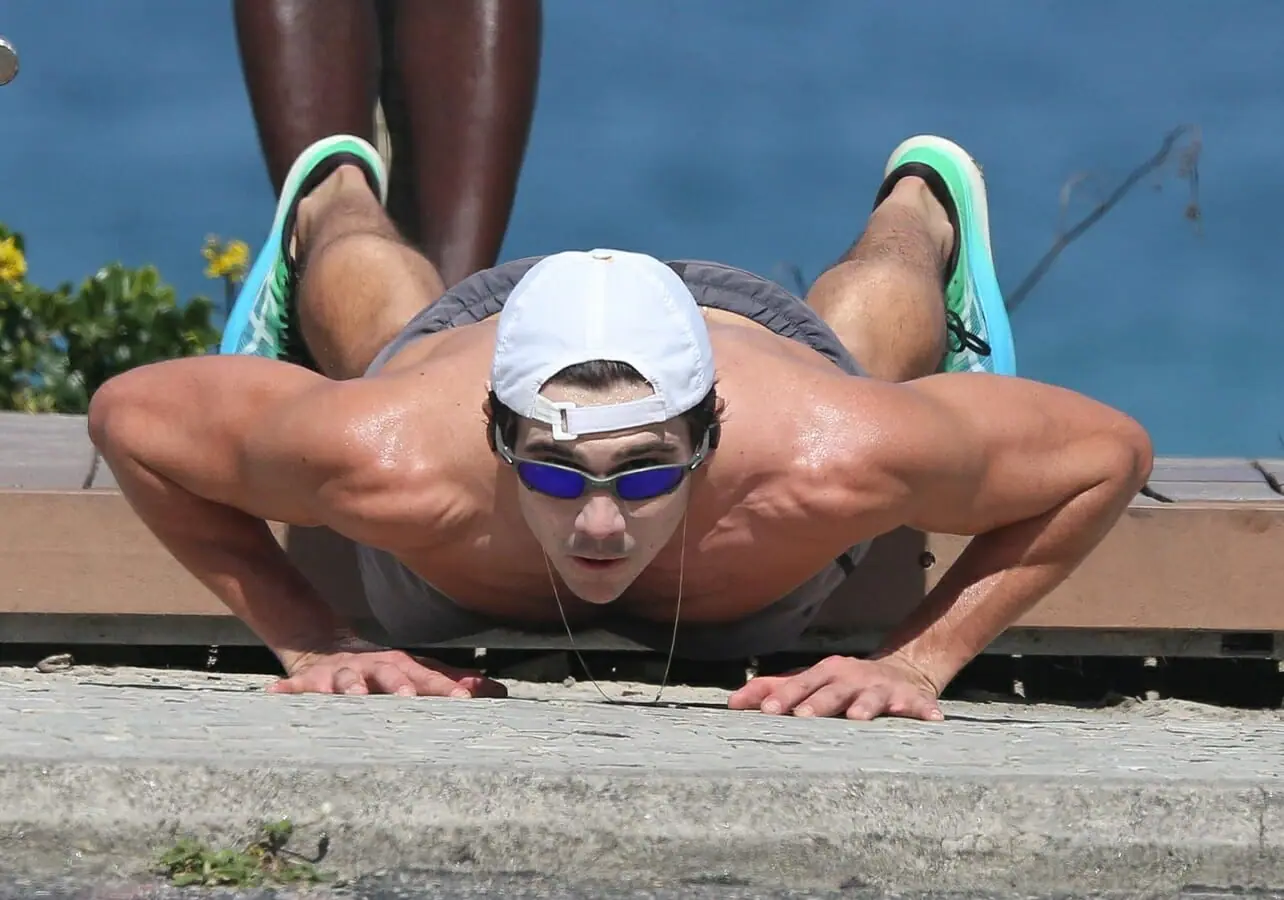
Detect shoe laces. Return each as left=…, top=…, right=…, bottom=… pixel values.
left=946, top=309, right=991, bottom=357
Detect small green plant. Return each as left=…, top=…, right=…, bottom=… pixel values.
left=155, top=818, right=331, bottom=888
left=0, top=225, right=248, bottom=414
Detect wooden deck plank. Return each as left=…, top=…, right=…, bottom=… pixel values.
left=0, top=412, right=94, bottom=489
left=4, top=490, right=1284, bottom=635
left=960, top=504, right=1284, bottom=630
left=0, top=491, right=279, bottom=617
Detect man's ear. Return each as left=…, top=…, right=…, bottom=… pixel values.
left=482, top=386, right=498, bottom=454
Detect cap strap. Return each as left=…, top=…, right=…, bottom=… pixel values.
left=530, top=394, right=670, bottom=440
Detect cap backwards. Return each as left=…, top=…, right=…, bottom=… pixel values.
left=490, top=249, right=716, bottom=441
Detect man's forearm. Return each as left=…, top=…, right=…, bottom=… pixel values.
left=104, top=448, right=351, bottom=668
left=873, top=473, right=1137, bottom=691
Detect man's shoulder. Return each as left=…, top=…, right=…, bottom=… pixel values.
left=716, top=372, right=915, bottom=523
left=303, top=370, right=490, bottom=546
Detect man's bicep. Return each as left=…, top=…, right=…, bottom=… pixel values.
left=235, top=381, right=384, bottom=527
left=879, top=374, right=1149, bottom=536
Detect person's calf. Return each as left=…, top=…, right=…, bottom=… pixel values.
left=808, top=259, right=947, bottom=382
left=807, top=176, right=954, bottom=382
left=293, top=166, right=446, bottom=379
left=294, top=164, right=399, bottom=261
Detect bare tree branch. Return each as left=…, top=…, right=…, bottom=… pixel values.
left=1006, top=124, right=1203, bottom=313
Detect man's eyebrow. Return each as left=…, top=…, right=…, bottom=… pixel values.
left=521, top=440, right=578, bottom=461
left=522, top=438, right=678, bottom=463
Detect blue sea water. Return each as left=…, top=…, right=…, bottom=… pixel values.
left=0, top=0, right=1279, bottom=456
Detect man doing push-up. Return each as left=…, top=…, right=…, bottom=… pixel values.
left=88, top=133, right=1152, bottom=721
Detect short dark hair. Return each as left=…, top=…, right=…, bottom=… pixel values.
left=486, top=360, right=723, bottom=453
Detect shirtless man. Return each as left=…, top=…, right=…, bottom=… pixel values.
left=88, top=134, right=1153, bottom=721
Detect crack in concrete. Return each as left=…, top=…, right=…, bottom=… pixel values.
left=1261, top=785, right=1269, bottom=858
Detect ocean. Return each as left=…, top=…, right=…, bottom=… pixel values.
left=1, top=0, right=1280, bottom=456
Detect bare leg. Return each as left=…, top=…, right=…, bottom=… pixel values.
left=392, top=0, right=542, bottom=287
left=805, top=177, right=954, bottom=382
left=292, top=166, right=446, bottom=380
left=233, top=0, right=379, bottom=194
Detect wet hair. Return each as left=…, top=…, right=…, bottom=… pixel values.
left=486, top=360, right=724, bottom=453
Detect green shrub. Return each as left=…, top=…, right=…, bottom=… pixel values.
left=0, top=225, right=247, bottom=414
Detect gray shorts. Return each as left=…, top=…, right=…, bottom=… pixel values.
left=357, top=257, right=871, bottom=660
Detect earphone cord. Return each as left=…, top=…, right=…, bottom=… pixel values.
left=543, top=512, right=687, bottom=705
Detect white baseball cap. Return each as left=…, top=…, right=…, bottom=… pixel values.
left=490, top=249, right=716, bottom=441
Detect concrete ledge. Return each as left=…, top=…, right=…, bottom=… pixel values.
left=2, top=672, right=1283, bottom=893
left=5, top=763, right=1276, bottom=893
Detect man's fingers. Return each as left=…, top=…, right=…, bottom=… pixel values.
left=398, top=667, right=468, bottom=697
left=269, top=673, right=340, bottom=694
left=367, top=661, right=418, bottom=696
left=455, top=675, right=509, bottom=699
left=884, top=690, right=945, bottom=721
left=392, top=659, right=497, bottom=698
left=791, top=683, right=859, bottom=718
left=267, top=652, right=509, bottom=699
left=727, top=676, right=787, bottom=710
left=761, top=667, right=834, bottom=715
left=845, top=686, right=892, bottom=721
left=333, top=666, right=369, bottom=695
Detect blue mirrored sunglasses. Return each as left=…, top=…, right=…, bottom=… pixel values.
left=496, top=427, right=710, bottom=502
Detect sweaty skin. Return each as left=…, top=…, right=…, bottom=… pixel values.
left=88, top=307, right=1153, bottom=717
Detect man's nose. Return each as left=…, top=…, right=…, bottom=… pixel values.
left=575, top=494, right=626, bottom=542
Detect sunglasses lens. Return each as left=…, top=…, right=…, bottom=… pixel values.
left=616, top=466, right=686, bottom=501
left=516, top=462, right=587, bottom=499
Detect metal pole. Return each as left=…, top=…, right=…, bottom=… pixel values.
left=0, top=37, right=18, bottom=86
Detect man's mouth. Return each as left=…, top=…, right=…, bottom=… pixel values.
left=570, top=555, right=626, bottom=571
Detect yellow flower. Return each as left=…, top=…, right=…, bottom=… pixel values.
left=0, top=235, right=27, bottom=284
left=202, top=236, right=250, bottom=282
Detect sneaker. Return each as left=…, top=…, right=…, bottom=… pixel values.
left=220, top=135, right=389, bottom=364
left=874, top=135, right=1016, bottom=376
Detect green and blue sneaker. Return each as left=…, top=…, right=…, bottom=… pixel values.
left=219, top=135, right=389, bottom=365
left=872, top=135, right=1016, bottom=376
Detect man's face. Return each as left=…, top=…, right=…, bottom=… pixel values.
left=510, top=380, right=697, bottom=605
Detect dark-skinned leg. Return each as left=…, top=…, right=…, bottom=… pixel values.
left=391, top=0, right=542, bottom=288
left=233, top=0, right=380, bottom=194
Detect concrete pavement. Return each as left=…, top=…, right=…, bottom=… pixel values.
left=1, top=665, right=1282, bottom=895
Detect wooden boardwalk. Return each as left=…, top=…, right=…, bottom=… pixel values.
left=3, top=411, right=1283, bottom=659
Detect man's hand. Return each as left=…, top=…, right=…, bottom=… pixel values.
left=727, top=654, right=943, bottom=721
left=270, top=647, right=509, bottom=698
